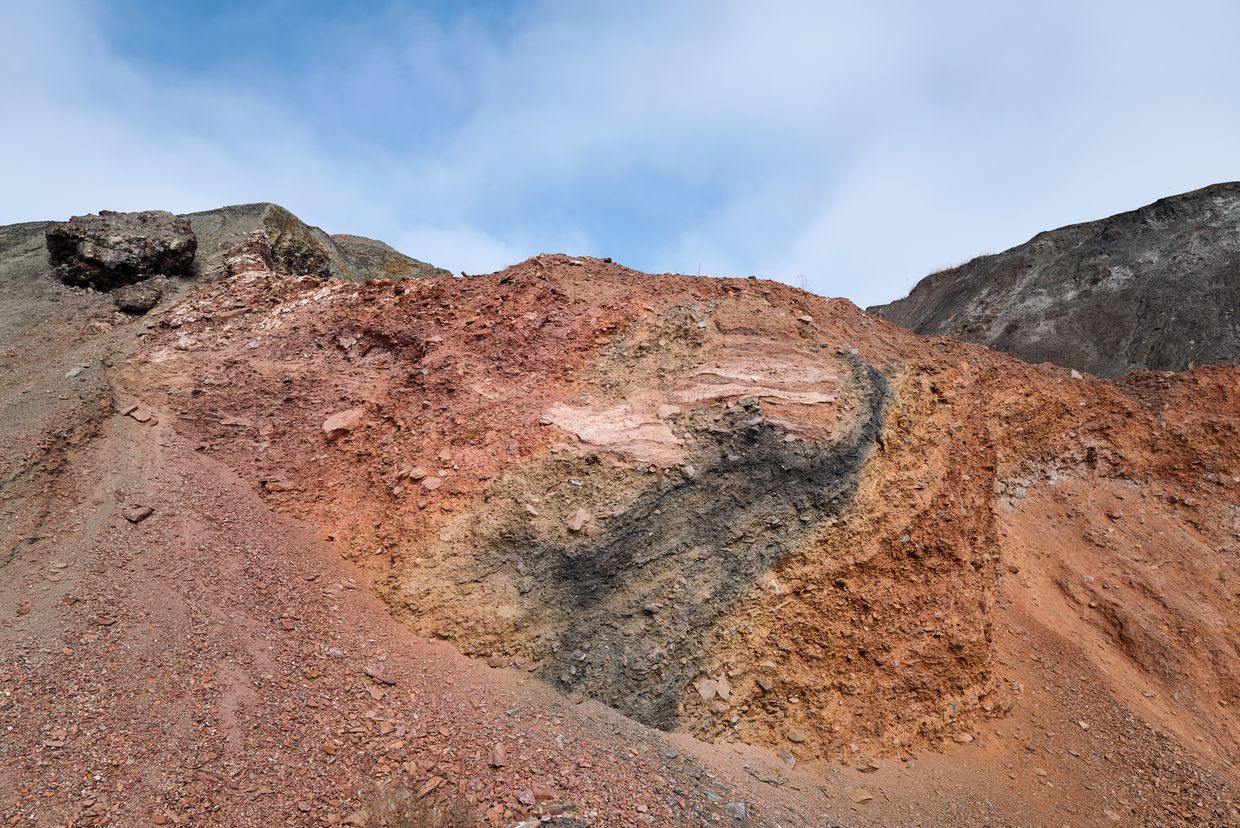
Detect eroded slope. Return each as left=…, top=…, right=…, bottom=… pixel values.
left=132, top=240, right=1239, bottom=809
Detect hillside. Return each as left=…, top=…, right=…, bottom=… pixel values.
left=870, top=183, right=1240, bottom=377
left=1, top=211, right=1237, bottom=828
left=185, top=202, right=453, bottom=282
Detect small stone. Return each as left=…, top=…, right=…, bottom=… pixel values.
left=1070, top=369, right=1083, bottom=379
left=123, top=505, right=154, bottom=523
left=16, top=601, right=32, bottom=616
left=848, top=787, right=873, bottom=804
left=1034, top=767, right=1048, bottom=777
left=405, top=467, right=429, bottom=480
left=65, top=366, right=84, bottom=378
left=363, top=665, right=397, bottom=685
left=954, top=732, right=974, bottom=744
left=798, top=314, right=813, bottom=323
left=417, top=776, right=443, bottom=798
left=322, top=407, right=365, bottom=438
left=421, top=476, right=444, bottom=491
left=679, top=464, right=696, bottom=480
left=715, top=673, right=731, bottom=702
left=1077, top=720, right=1090, bottom=731
left=489, top=742, right=507, bottom=768
left=567, top=508, right=589, bottom=533
left=127, top=408, right=154, bottom=423
left=693, top=677, right=718, bottom=700
left=113, top=278, right=167, bottom=314
left=724, top=801, right=746, bottom=820
left=782, top=725, right=807, bottom=743
left=756, top=676, right=774, bottom=692
left=517, top=789, right=536, bottom=806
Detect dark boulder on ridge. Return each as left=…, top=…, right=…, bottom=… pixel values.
left=45, top=210, right=196, bottom=290
left=870, top=183, right=1240, bottom=377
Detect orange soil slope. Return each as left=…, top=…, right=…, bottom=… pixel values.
left=3, top=233, right=1236, bottom=827
left=131, top=245, right=1238, bottom=824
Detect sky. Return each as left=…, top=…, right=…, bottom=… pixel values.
left=3, top=1, right=1240, bottom=307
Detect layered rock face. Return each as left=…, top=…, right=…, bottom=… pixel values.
left=870, top=183, right=1240, bottom=377
left=45, top=210, right=196, bottom=290
left=135, top=244, right=1239, bottom=783
left=2, top=218, right=1239, bottom=826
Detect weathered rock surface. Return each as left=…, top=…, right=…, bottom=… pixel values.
left=870, top=182, right=1240, bottom=377
left=45, top=210, right=196, bottom=290
left=112, top=276, right=171, bottom=314
left=331, top=233, right=453, bottom=281
left=184, top=202, right=449, bottom=282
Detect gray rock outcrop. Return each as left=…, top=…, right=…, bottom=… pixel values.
left=870, top=183, right=1240, bottom=377
left=185, top=202, right=450, bottom=282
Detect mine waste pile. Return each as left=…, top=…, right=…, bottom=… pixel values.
left=0, top=206, right=1237, bottom=827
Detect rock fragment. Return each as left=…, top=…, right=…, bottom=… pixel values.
left=323, top=407, right=365, bottom=438
left=123, top=505, right=154, bottom=524
left=782, top=724, right=807, bottom=743
left=113, top=277, right=170, bottom=314
left=567, top=508, right=590, bottom=533
left=488, top=741, right=507, bottom=768
left=363, top=665, right=397, bottom=685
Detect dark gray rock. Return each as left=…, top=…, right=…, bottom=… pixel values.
left=870, top=183, right=1240, bottom=377
left=112, top=276, right=170, bottom=314
left=45, top=210, right=196, bottom=290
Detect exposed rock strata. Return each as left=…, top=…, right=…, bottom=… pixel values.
left=871, top=182, right=1240, bottom=376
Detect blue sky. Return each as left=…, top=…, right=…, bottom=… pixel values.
left=4, top=1, right=1240, bottom=306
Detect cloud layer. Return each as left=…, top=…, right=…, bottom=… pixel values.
left=4, top=0, right=1240, bottom=305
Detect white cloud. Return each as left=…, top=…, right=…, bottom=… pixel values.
left=3, top=0, right=1240, bottom=306
left=393, top=225, right=531, bottom=277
